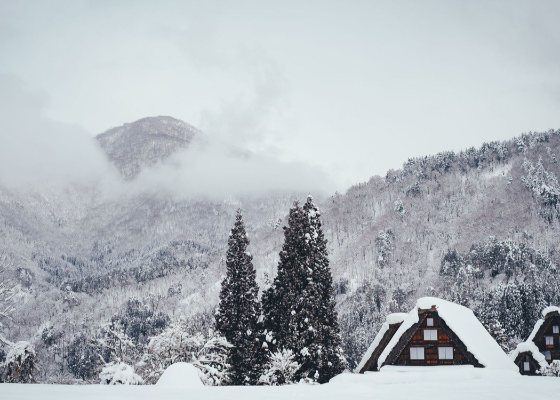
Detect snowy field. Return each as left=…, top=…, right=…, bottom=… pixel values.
left=2, top=367, right=560, bottom=400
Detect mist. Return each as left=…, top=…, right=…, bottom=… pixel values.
left=0, top=74, right=334, bottom=198
left=0, top=74, right=114, bottom=189
left=128, top=136, right=335, bottom=199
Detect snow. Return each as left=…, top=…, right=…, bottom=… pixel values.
left=354, top=313, right=407, bottom=373
left=3, top=369, right=560, bottom=400
left=386, top=313, right=408, bottom=325
left=99, top=362, right=143, bottom=385
left=377, top=297, right=517, bottom=371
left=4, top=341, right=35, bottom=362
left=542, top=306, right=560, bottom=318
left=155, top=362, right=204, bottom=388
left=509, top=341, right=548, bottom=370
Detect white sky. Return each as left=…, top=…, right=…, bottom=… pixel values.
left=1, top=0, right=559, bottom=192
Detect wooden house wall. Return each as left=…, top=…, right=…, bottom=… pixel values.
left=532, top=313, right=560, bottom=364
left=388, top=310, right=478, bottom=367
left=514, top=352, right=540, bottom=376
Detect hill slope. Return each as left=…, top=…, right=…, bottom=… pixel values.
left=2, top=119, right=560, bottom=379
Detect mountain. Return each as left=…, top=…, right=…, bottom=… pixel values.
left=96, top=116, right=199, bottom=180
left=2, top=118, right=560, bottom=381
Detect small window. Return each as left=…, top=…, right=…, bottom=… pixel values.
left=424, top=329, right=438, bottom=341
left=543, top=351, right=552, bottom=361
left=438, top=347, right=453, bottom=360
left=523, top=362, right=530, bottom=371
left=554, top=326, right=559, bottom=334
left=410, top=347, right=424, bottom=360
left=546, top=336, right=554, bottom=345
left=427, top=318, right=434, bottom=327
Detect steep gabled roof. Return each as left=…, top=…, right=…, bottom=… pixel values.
left=376, top=297, right=517, bottom=371
left=541, top=306, right=560, bottom=318
left=355, top=313, right=407, bottom=373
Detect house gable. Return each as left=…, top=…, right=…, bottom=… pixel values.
left=382, top=308, right=482, bottom=367
left=513, top=351, right=541, bottom=376
left=531, top=311, right=560, bottom=363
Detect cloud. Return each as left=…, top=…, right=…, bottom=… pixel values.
left=128, top=135, right=335, bottom=199
left=0, top=74, right=333, bottom=198
left=0, top=74, right=115, bottom=188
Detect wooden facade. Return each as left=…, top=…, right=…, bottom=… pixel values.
left=513, top=352, right=541, bottom=376
left=532, top=311, right=560, bottom=362
left=382, top=307, right=482, bottom=368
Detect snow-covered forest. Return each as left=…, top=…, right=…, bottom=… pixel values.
left=2, top=117, right=560, bottom=382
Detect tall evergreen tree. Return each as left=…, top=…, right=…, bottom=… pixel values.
left=263, top=196, right=345, bottom=384
left=215, top=211, right=265, bottom=385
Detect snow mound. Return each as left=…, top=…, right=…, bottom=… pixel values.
left=377, top=297, right=518, bottom=371
left=541, top=306, right=560, bottom=318
left=156, top=362, right=204, bottom=388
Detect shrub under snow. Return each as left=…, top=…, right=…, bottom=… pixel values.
left=540, top=360, right=560, bottom=377
left=3, top=341, right=37, bottom=383
left=99, top=362, right=143, bottom=385
left=259, top=349, right=300, bottom=385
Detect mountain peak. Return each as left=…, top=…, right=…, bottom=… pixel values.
left=96, top=116, right=200, bottom=180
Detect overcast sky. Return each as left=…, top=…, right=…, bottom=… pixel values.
left=1, top=0, right=559, bottom=192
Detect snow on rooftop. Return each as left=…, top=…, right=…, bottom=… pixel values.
left=509, top=340, right=548, bottom=370
left=541, top=306, right=560, bottom=318
left=354, top=313, right=407, bottom=373
left=386, top=313, right=408, bottom=325
left=377, top=297, right=518, bottom=371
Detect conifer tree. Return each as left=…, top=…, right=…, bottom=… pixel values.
left=263, top=197, right=345, bottom=384
left=215, top=211, right=265, bottom=385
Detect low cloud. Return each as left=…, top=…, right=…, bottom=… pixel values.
left=0, top=74, right=115, bottom=189
left=0, top=75, right=334, bottom=198
left=128, top=136, right=335, bottom=199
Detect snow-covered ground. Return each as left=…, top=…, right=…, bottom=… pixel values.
left=2, top=367, right=560, bottom=400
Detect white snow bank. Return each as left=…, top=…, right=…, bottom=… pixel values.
left=377, top=297, right=517, bottom=371
left=333, top=366, right=517, bottom=387
left=542, top=306, right=560, bottom=318
left=354, top=313, right=407, bottom=373
left=156, top=362, right=204, bottom=388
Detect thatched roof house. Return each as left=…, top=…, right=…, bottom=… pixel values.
left=357, top=297, right=517, bottom=372
left=511, top=306, right=560, bottom=375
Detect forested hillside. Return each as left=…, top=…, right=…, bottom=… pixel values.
left=1, top=117, right=559, bottom=381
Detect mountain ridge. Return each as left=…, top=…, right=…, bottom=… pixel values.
left=96, top=116, right=200, bottom=180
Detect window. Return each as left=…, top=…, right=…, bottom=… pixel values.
left=438, top=347, right=453, bottom=360
left=543, top=351, right=552, bottom=361
left=410, top=347, right=424, bottom=360
left=554, top=326, right=559, bottom=334
left=427, top=318, right=434, bottom=327
left=424, top=329, right=438, bottom=341
left=523, top=362, right=530, bottom=371
left=546, top=336, right=554, bottom=345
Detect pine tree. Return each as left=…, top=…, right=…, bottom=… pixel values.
left=263, top=197, right=345, bottom=384
left=215, top=211, right=265, bottom=385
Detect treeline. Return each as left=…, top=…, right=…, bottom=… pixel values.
left=1, top=197, right=345, bottom=385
